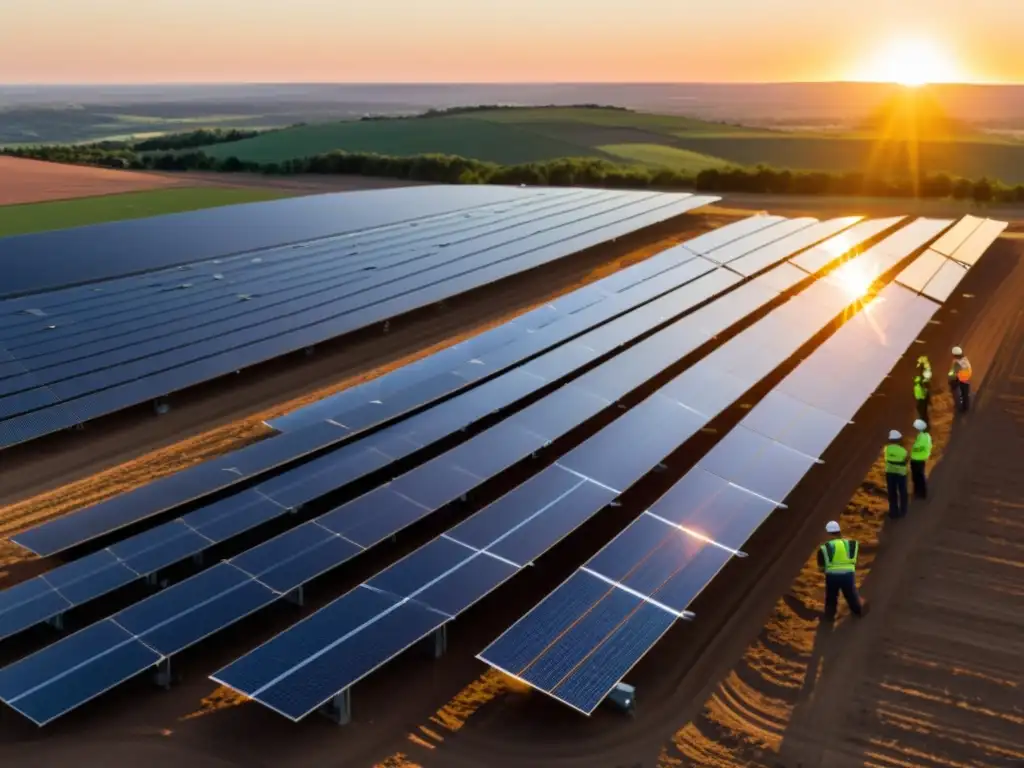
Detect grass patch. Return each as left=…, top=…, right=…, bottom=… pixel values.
left=598, top=143, right=733, bottom=172
left=0, top=187, right=292, bottom=238
left=203, top=117, right=595, bottom=165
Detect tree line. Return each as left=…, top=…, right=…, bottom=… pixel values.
left=4, top=142, right=1022, bottom=204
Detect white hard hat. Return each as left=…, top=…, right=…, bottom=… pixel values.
left=888, top=429, right=902, bottom=440
left=952, top=346, right=963, bottom=356
left=825, top=520, right=841, bottom=534
left=913, top=419, right=928, bottom=431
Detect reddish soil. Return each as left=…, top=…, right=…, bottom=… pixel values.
left=0, top=211, right=1020, bottom=768
left=0, top=156, right=186, bottom=206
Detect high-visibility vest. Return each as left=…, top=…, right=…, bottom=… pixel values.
left=821, top=538, right=858, bottom=574
left=911, top=432, right=932, bottom=461
left=885, top=443, right=908, bottom=475
left=913, top=375, right=929, bottom=401
left=950, top=356, right=972, bottom=383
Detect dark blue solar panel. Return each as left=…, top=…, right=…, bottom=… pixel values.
left=108, top=519, right=210, bottom=575
left=412, top=553, right=518, bottom=617
left=449, top=422, right=548, bottom=479
left=254, top=598, right=447, bottom=720
left=187, top=492, right=286, bottom=543
left=697, top=426, right=819, bottom=504
left=316, top=486, right=421, bottom=541
left=517, top=579, right=643, bottom=693
left=389, top=458, right=480, bottom=510
left=229, top=522, right=336, bottom=579
left=448, top=465, right=583, bottom=550
left=648, top=468, right=779, bottom=550
left=480, top=570, right=609, bottom=676
left=0, top=186, right=534, bottom=298
left=488, top=480, right=618, bottom=566
left=6, top=635, right=161, bottom=726
left=0, top=583, right=71, bottom=642
left=367, top=536, right=472, bottom=600
left=558, top=394, right=706, bottom=491
left=510, top=385, right=610, bottom=442
left=552, top=602, right=675, bottom=714
left=657, top=364, right=754, bottom=419
left=115, top=562, right=252, bottom=636
left=521, top=342, right=600, bottom=383
left=262, top=446, right=393, bottom=510
left=0, top=619, right=143, bottom=701
left=251, top=534, right=362, bottom=595
left=213, top=585, right=405, bottom=696
left=135, top=578, right=278, bottom=657
left=649, top=545, right=734, bottom=613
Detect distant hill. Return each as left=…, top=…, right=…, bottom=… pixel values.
left=198, top=106, right=1024, bottom=182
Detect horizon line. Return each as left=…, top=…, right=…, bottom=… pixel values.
left=2, top=79, right=1018, bottom=88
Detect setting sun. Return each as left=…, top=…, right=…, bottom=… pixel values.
left=857, top=37, right=963, bottom=86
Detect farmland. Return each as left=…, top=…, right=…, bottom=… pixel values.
left=199, top=106, right=1024, bottom=182
left=0, top=186, right=291, bottom=237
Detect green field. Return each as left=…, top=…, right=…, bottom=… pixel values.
left=0, top=187, right=291, bottom=238
left=199, top=107, right=1024, bottom=182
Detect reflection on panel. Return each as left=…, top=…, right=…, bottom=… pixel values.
left=923, top=259, right=970, bottom=303
left=895, top=249, right=946, bottom=293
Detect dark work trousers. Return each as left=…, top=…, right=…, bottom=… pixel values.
left=824, top=571, right=863, bottom=620
left=951, top=379, right=970, bottom=412
left=911, top=459, right=928, bottom=499
left=915, top=396, right=930, bottom=423
left=886, top=472, right=908, bottom=518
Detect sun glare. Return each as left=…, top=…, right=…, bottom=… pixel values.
left=830, top=260, right=874, bottom=300
left=859, top=37, right=960, bottom=87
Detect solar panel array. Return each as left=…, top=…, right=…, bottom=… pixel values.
left=477, top=221, right=1005, bottom=715
left=207, top=216, right=950, bottom=721
left=0, top=212, right=871, bottom=725
left=0, top=210, right=1005, bottom=729
left=10, top=213, right=810, bottom=558
left=0, top=189, right=717, bottom=450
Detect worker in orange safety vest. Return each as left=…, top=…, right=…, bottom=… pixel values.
left=948, top=346, right=972, bottom=413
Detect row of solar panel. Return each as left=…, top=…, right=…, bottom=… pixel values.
left=476, top=279, right=947, bottom=714
left=475, top=224, right=1009, bottom=714
left=0, top=191, right=638, bottom=363
left=1, top=227, right=755, bottom=634
left=894, top=216, right=1009, bottom=302
left=11, top=211, right=810, bottom=557
left=0, top=194, right=717, bottom=450
left=208, top=216, right=952, bottom=720
left=0, top=190, right=599, bottom=335
left=0, top=214, right=882, bottom=725
left=0, top=193, right=693, bottom=404
left=0, top=185, right=558, bottom=299
left=267, top=215, right=861, bottom=433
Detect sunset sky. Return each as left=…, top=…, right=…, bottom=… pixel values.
left=1, top=0, right=1020, bottom=84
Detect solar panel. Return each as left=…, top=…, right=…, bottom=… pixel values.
left=726, top=216, right=863, bottom=277
left=682, top=215, right=784, bottom=255
left=948, top=218, right=1008, bottom=267
left=0, top=193, right=719, bottom=449
left=476, top=223, right=957, bottom=715
left=702, top=217, right=818, bottom=264
left=929, top=214, right=983, bottom=256
left=790, top=217, right=905, bottom=274
left=922, top=260, right=970, bottom=303
left=895, top=248, right=946, bottom=293
left=207, top=218, right=918, bottom=722
left=0, top=186, right=572, bottom=299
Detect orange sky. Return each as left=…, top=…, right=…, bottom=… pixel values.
left=0, top=0, right=1019, bottom=84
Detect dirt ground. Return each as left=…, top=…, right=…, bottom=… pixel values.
left=0, top=211, right=1021, bottom=768
left=0, top=156, right=187, bottom=206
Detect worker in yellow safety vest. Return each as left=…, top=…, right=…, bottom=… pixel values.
left=817, top=520, right=868, bottom=621
left=914, top=355, right=932, bottom=422
left=885, top=429, right=909, bottom=519
left=910, top=419, right=932, bottom=500
left=948, top=345, right=972, bottom=413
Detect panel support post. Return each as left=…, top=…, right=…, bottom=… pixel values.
left=154, top=658, right=173, bottom=690
left=154, top=398, right=171, bottom=416
left=284, top=586, right=305, bottom=607
left=192, top=552, right=204, bottom=567
left=318, top=689, right=352, bottom=725
left=430, top=624, right=447, bottom=659
left=47, top=612, right=64, bottom=631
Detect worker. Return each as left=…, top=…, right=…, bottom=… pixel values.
left=948, top=346, right=972, bottom=413
left=885, top=429, right=909, bottom=518
left=914, top=355, right=932, bottom=422
left=817, top=520, right=868, bottom=621
left=910, top=419, right=932, bottom=500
